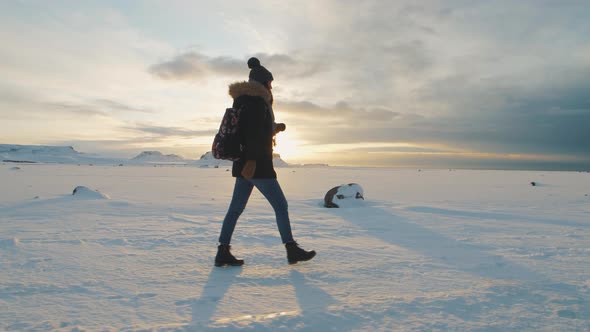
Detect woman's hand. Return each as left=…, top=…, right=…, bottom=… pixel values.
left=275, top=123, right=286, bottom=133
left=241, top=160, right=256, bottom=179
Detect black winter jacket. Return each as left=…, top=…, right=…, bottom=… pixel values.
left=228, top=81, right=276, bottom=179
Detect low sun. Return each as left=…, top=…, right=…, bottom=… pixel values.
left=274, top=130, right=304, bottom=161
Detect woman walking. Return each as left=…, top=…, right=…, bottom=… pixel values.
left=215, top=57, right=316, bottom=267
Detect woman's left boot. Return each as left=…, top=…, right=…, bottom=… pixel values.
left=285, top=241, right=316, bottom=264
left=215, top=244, right=244, bottom=267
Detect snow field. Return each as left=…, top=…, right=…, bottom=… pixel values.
left=0, top=165, right=589, bottom=331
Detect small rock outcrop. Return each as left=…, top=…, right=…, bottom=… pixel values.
left=324, top=183, right=364, bottom=208
left=72, top=186, right=110, bottom=199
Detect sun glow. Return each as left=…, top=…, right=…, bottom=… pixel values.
left=273, top=130, right=307, bottom=161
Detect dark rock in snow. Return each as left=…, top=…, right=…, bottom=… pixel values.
left=324, top=183, right=364, bottom=208
left=72, top=186, right=110, bottom=199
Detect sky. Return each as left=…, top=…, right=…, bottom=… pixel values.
left=1, top=0, right=589, bottom=170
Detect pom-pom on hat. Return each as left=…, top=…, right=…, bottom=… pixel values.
left=247, top=57, right=274, bottom=84
left=247, top=57, right=261, bottom=69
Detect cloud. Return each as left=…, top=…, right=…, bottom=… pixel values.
left=125, top=124, right=216, bottom=138
left=293, top=101, right=590, bottom=157
left=252, top=53, right=328, bottom=78
left=346, top=146, right=449, bottom=154
left=263, top=1, right=590, bottom=161
left=149, top=51, right=327, bottom=80
left=93, top=99, right=155, bottom=114
left=410, top=67, right=590, bottom=156
left=0, top=4, right=183, bottom=142
left=149, top=52, right=243, bottom=80
left=319, top=149, right=590, bottom=171
left=46, top=99, right=155, bottom=117
left=46, top=102, right=110, bottom=117
left=0, top=89, right=156, bottom=119
left=277, top=100, right=400, bottom=125
left=276, top=64, right=590, bottom=158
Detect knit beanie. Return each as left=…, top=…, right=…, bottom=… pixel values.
left=247, top=57, right=274, bottom=85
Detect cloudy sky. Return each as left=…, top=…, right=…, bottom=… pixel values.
left=1, top=1, right=589, bottom=170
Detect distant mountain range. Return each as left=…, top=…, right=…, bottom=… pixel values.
left=0, top=144, right=292, bottom=167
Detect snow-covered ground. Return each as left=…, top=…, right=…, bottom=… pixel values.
left=1, top=164, right=589, bottom=331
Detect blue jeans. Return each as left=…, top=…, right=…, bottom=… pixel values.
left=218, top=177, right=295, bottom=244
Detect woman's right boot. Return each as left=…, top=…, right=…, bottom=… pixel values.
left=215, top=244, right=244, bottom=267
left=285, top=241, right=316, bottom=264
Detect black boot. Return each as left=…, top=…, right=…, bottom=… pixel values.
left=285, top=241, right=316, bottom=264
left=215, top=244, right=244, bottom=267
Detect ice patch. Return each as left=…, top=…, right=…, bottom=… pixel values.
left=214, top=310, right=299, bottom=325
left=72, top=186, right=110, bottom=199
left=557, top=309, right=578, bottom=319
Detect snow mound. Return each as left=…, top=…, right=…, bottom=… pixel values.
left=324, top=183, right=365, bottom=208
left=0, top=237, right=21, bottom=249
left=72, top=186, right=110, bottom=199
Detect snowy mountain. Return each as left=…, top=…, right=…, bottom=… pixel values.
left=192, top=151, right=233, bottom=168
left=0, top=144, right=107, bottom=164
left=198, top=151, right=224, bottom=162
left=272, top=153, right=289, bottom=167
left=131, top=151, right=186, bottom=163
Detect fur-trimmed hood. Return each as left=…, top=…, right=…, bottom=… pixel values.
left=228, top=81, right=272, bottom=103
